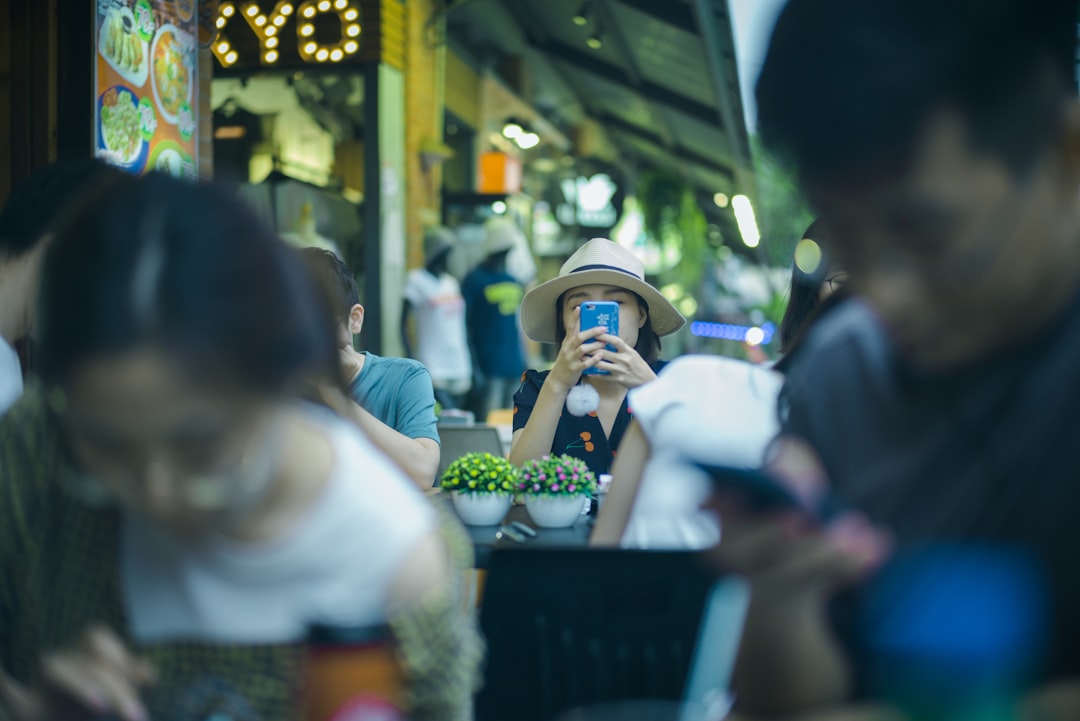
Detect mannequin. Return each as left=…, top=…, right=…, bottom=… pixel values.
left=401, top=227, right=473, bottom=411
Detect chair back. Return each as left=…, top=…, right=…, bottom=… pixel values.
left=476, top=548, right=738, bottom=721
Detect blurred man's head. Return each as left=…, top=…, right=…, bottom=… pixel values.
left=757, top=0, right=1079, bottom=369
left=301, top=247, right=363, bottom=348
left=0, top=159, right=122, bottom=342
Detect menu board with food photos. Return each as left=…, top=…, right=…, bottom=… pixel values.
left=94, top=0, right=198, bottom=179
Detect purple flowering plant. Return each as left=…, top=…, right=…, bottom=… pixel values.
left=518, top=454, right=597, bottom=497
left=441, top=452, right=521, bottom=495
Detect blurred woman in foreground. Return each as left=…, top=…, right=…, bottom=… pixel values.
left=0, top=173, right=479, bottom=721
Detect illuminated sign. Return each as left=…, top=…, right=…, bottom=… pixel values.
left=212, top=0, right=361, bottom=68
left=558, top=174, right=619, bottom=228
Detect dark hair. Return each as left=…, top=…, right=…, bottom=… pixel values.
left=0, top=159, right=125, bottom=259
left=778, top=220, right=836, bottom=353
left=757, top=0, right=1077, bottom=186
left=555, top=291, right=662, bottom=366
left=301, top=247, right=360, bottom=318
left=37, top=173, right=339, bottom=393
left=774, top=285, right=853, bottom=376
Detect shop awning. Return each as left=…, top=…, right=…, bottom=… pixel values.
left=447, top=0, right=753, bottom=204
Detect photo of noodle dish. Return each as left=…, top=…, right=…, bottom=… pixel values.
left=97, top=86, right=146, bottom=167
left=98, top=5, right=149, bottom=88
left=150, top=24, right=194, bottom=126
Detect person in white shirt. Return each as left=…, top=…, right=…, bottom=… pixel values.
left=591, top=355, right=784, bottom=549
left=401, top=227, right=473, bottom=410
left=0, top=159, right=123, bottom=415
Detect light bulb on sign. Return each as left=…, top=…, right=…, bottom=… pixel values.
left=304, top=42, right=317, bottom=53
left=265, top=50, right=279, bottom=62
left=216, top=16, right=226, bottom=28
left=217, top=41, right=230, bottom=53
left=225, top=50, right=238, bottom=63
left=335, top=0, right=348, bottom=7
left=318, top=0, right=330, bottom=10
left=316, top=48, right=329, bottom=61
left=280, top=3, right=293, bottom=14
left=344, top=40, right=358, bottom=53
left=300, top=23, right=314, bottom=36
left=346, top=24, right=360, bottom=37
left=344, top=8, right=358, bottom=20
left=266, top=36, right=279, bottom=48
left=221, top=3, right=235, bottom=17
left=273, top=14, right=287, bottom=25
left=254, top=14, right=267, bottom=25
left=246, top=4, right=259, bottom=16
left=330, top=48, right=343, bottom=61
left=265, top=25, right=276, bottom=35
left=303, top=5, right=315, bottom=16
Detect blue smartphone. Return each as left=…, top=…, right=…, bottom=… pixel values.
left=580, top=301, right=619, bottom=376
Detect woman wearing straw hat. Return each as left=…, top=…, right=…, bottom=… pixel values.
left=508, top=238, right=684, bottom=476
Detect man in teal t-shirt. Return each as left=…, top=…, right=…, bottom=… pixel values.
left=302, top=248, right=441, bottom=489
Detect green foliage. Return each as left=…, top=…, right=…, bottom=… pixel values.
left=440, top=452, right=520, bottom=494
left=636, top=170, right=710, bottom=289
left=519, top=455, right=597, bottom=497
left=751, top=135, right=814, bottom=268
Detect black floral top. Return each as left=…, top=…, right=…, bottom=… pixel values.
left=513, top=365, right=665, bottom=476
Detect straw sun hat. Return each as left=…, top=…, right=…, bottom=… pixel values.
left=520, top=238, right=685, bottom=344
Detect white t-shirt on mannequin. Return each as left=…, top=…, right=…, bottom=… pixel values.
left=403, top=269, right=472, bottom=387
left=622, top=355, right=784, bottom=549
left=0, top=337, right=22, bottom=416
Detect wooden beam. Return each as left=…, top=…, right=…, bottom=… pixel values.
left=597, top=111, right=734, bottom=179
left=528, top=37, right=723, bottom=128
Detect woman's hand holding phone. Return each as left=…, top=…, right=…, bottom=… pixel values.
left=592, top=333, right=657, bottom=389
left=547, top=308, right=608, bottom=395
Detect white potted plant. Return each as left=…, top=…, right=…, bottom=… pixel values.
left=519, top=455, right=597, bottom=529
left=441, top=452, right=518, bottom=526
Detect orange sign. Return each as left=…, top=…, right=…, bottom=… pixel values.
left=478, top=151, right=523, bottom=195
left=95, top=0, right=199, bottom=178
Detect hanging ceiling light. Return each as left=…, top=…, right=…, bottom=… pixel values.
left=572, top=0, right=591, bottom=26
left=501, top=119, right=524, bottom=140
left=516, top=132, right=540, bottom=150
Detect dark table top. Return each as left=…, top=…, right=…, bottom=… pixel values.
left=438, top=498, right=594, bottom=569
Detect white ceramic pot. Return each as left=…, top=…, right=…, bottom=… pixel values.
left=451, top=491, right=513, bottom=526
left=524, top=494, right=587, bottom=529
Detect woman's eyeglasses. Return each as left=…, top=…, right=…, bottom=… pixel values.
left=825, top=272, right=849, bottom=292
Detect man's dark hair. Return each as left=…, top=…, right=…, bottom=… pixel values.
left=757, top=0, right=1078, bottom=186
left=301, top=247, right=361, bottom=318
left=0, top=159, right=122, bottom=259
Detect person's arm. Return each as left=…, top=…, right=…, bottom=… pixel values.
left=590, top=419, right=651, bottom=546
left=508, top=314, right=606, bottom=465
left=341, top=401, right=440, bottom=489
left=400, top=299, right=415, bottom=360
left=385, top=532, right=482, bottom=721
left=706, top=437, right=891, bottom=716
